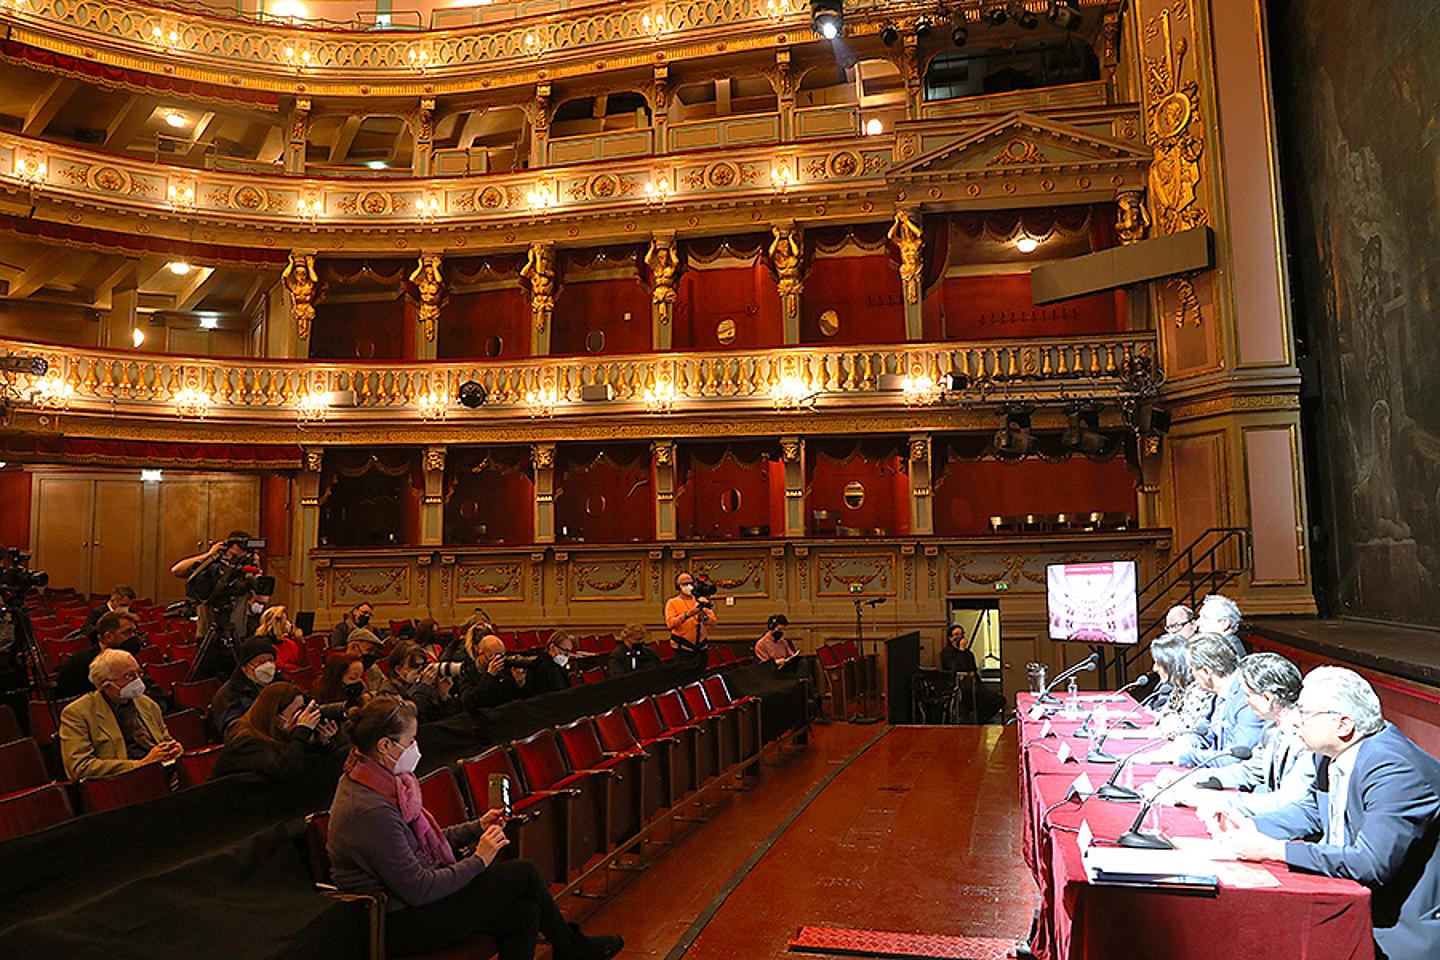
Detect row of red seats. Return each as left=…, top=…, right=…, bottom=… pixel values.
left=816, top=640, right=880, bottom=720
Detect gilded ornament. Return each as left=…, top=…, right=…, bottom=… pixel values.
left=1144, top=6, right=1208, bottom=235
left=234, top=185, right=265, bottom=210
left=988, top=139, right=1048, bottom=166
left=707, top=162, right=738, bottom=188
left=887, top=209, right=924, bottom=305
left=1115, top=190, right=1151, bottom=245
left=409, top=254, right=444, bottom=343
left=281, top=253, right=319, bottom=341
left=828, top=151, right=861, bottom=178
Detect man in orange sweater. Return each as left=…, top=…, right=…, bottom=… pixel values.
left=664, top=571, right=717, bottom=657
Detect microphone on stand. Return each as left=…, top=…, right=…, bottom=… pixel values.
left=1116, top=682, right=1173, bottom=728
left=1075, top=673, right=1155, bottom=742
left=1037, top=652, right=1100, bottom=704
left=1115, top=744, right=1253, bottom=849
left=1093, top=722, right=1210, bottom=802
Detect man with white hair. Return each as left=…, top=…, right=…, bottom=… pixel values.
left=1213, top=666, right=1440, bottom=960
left=59, top=648, right=181, bottom=781
left=1196, top=594, right=1247, bottom=659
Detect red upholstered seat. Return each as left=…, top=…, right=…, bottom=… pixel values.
left=558, top=717, right=645, bottom=843
left=458, top=748, right=565, bottom=885
left=177, top=746, right=223, bottom=788
left=29, top=698, right=76, bottom=743
left=164, top=709, right=209, bottom=750
left=78, top=763, right=171, bottom=813
left=173, top=677, right=220, bottom=714
left=43, top=636, right=92, bottom=671
left=419, top=767, right=471, bottom=830
left=146, top=660, right=190, bottom=695
left=0, top=703, right=21, bottom=743
left=679, top=683, right=736, bottom=775
left=514, top=730, right=602, bottom=872
left=703, top=673, right=763, bottom=762
left=286, top=666, right=316, bottom=694
left=581, top=668, right=606, bottom=685
left=626, top=696, right=701, bottom=796
left=0, top=783, right=75, bottom=841
left=595, top=706, right=642, bottom=754
left=0, top=738, right=50, bottom=795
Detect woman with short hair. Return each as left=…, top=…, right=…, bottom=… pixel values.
left=1151, top=632, right=1214, bottom=735
left=326, top=697, right=623, bottom=959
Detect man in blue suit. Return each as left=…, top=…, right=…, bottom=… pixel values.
left=1213, top=666, right=1440, bottom=960
left=1174, top=632, right=1267, bottom=768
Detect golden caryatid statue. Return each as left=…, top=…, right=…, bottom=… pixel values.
left=769, top=224, right=803, bottom=320
left=888, top=209, right=924, bottom=304
left=281, top=253, right=319, bottom=340
left=408, top=254, right=444, bottom=342
left=521, top=242, right=557, bottom=331
left=645, top=237, right=679, bottom=326
left=1115, top=191, right=1151, bottom=245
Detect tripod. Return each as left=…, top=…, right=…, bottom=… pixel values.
left=849, top=599, right=883, bottom=723
left=188, top=599, right=241, bottom=682
left=0, top=592, right=59, bottom=734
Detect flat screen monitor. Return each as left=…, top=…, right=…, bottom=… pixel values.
left=1046, top=561, right=1138, bottom=645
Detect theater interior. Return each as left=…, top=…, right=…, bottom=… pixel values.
left=1, top=1, right=1438, bottom=959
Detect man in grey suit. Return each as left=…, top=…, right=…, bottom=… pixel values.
left=1213, top=666, right=1440, bottom=960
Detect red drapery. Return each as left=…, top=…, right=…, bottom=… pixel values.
left=0, top=434, right=301, bottom=469
left=0, top=39, right=281, bottom=107
left=0, top=214, right=289, bottom=268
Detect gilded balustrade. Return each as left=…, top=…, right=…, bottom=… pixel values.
left=2, top=332, right=1156, bottom=422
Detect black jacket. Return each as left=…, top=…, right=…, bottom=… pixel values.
left=607, top=644, right=661, bottom=678
left=940, top=644, right=978, bottom=673
left=378, top=677, right=462, bottom=723
left=459, top=662, right=522, bottom=714
left=213, top=726, right=320, bottom=782
left=523, top=657, right=571, bottom=697
left=210, top=673, right=262, bottom=737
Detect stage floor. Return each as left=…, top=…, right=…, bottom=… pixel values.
left=1249, top=616, right=1440, bottom=687
left=573, top=724, right=1036, bottom=959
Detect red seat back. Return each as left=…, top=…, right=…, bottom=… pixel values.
left=557, top=718, right=606, bottom=770
left=164, top=709, right=209, bottom=750
left=174, top=677, right=220, bottom=713
left=0, top=703, right=20, bottom=743
left=458, top=747, right=525, bottom=809
left=79, top=764, right=171, bottom=813
left=816, top=644, right=840, bottom=668
left=146, top=660, right=189, bottom=694
left=577, top=636, right=602, bottom=653
left=168, top=643, right=199, bottom=663
left=625, top=698, right=667, bottom=740
left=702, top=674, right=736, bottom=709
left=840, top=640, right=861, bottom=661
left=655, top=690, right=694, bottom=729
left=419, top=767, right=471, bottom=828
left=304, top=811, right=333, bottom=882
left=0, top=738, right=49, bottom=795
left=286, top=666, right=316, bottom=693
left=0, top=783, right=75, bottom=841
left=28, top=698, right=75, bottom=742
left=514, top=730, right=572, bottom=792
left=581, top=668, right=606, bottom=685
left=681, top=683, right=714, bottom=719
left=43, top=637, right=92, bottom=671
left=177, top=746, right=223, bottom=788
left=135, top=646, right=167, bottom=668
left=595, top=707, right=640, bottom=753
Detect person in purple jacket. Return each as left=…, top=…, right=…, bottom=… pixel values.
left=326, top=696, right=623, bottom=960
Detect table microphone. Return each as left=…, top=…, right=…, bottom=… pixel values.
left=1075, top=673, right=1155, bottom=742
left=1037, top=652, right=1100, bottom=704
left=1107, top=682, right=1170, bottom=735
left=1115, top=744, right=1253, bottom=849
left=1095, top=721, right=1210, bottom=802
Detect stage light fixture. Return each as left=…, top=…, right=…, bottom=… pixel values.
left=914, top=17, right=932, bottom=39
left=951, top=23, right=969, bottom=46
left=993, top=405, right=1036, bottom=457
left=811, top=0, right=842, bottom=40
left=982, top=6, right=1008, bottom=27
left=880, top=22, right=898, bottom=45
left=1062, top=403, right=1109, bottom=457
left=1135, top=404, right=1171, bottom=436
left=1011, top=3, right=1039, bottom=29
left=1047, top=0, right=1082, bottom=30
left=457, top=380, right=488, bottom=409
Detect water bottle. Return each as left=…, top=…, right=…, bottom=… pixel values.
left=1065, top=677, right=1080, bottom=719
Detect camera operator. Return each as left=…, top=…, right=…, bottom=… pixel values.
left=521, top=632, right=575, bottom=697
left=175, top=531, right=272, bottom=678
left=54, top=611, right=143, bottom=700
left=379, top=641, right=462, bottom=723
left=213, top=681, right=342, bottom=782
left=329, top=602, right=374, bottom=651
left=754, top=614, right=799, bottom=667
left=210, top=637, right=279, bottom=737
left=665, top=571, right=717, bottom=659
left=455, top=627, right=523, bottom=713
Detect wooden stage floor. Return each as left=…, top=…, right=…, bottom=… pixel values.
left=570, top=724, right=1036, bottom=959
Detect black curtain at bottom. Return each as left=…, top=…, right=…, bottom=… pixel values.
left=0, top=659, right=805, bottom=959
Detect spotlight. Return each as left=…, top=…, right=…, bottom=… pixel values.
left=946, top=372, right=971, bottom=392
left=993, top=405, right=1036, bottom=457
left=1135, top=404, right=1171, bottom=435
left=982, top=7, right=1008, bottom=27
left=914, top=17, right=932, bottom=39
left=1047, top=0, right=1082, bottom=30
left=951, top=24, right=969, bottom=46
left=457, top=380, right=488, bottom=408
left=811, top=0, right=843, bottom=40
left=1011, top=3, right=1038, bottom=29
left=1062, top=404, right=1110, bottom=457
left=880, top=22, right=898, bottom=45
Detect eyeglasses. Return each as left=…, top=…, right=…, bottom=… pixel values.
left=112, top=670, right=141, bottom=684
left=1296, top=708, right=1338, bottom=721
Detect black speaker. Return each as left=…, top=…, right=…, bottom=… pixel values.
left=885, top=632, right=922, bottom=724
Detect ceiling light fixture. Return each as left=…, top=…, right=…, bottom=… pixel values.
left=164, top=112, right=187, bottom=128
left=811, top=0, right=842, bottom=40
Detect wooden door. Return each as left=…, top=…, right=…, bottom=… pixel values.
left=157, top=479, right=209, bottom=603
left=206, top=477, right=259, bottom=544
left=90, top=480, right=144, bottom=597
left=34, top=477, right=93, bottom=594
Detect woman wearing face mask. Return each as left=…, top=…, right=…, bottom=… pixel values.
left=379, top=642, right=461, bottom=723
left=258, top=605, right=307, bottom=674
left=316, top=654, right=371, bottom=721
left=327, top=697, right=624, bottom=960
left=213, top=681, right=342, bottom=781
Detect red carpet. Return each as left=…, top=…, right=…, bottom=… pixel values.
left=788, top=926, right=1016, bottom=959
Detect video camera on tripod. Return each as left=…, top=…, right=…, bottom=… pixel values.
left=185, top=536, right=275, bottom=609
left=0, top=548, right=53, bottom=725
left=0, top=547, right=49, bottom=600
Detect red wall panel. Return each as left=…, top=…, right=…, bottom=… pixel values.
left=676, top=456, right=777, bottom=539
left=310, top=298, right=409, bottom=360
left=555, top=457, right=655, bottom=542
left=808, top=456, right=909, bottom=536
left=551, top=279, right=652, bottom=356
left=439, top=287, right=532, bottom=359
left=673, top=263, right=784, bottom=351
left=0, top=471, right=32, bottom=550
left=445, top=470, right=534, bottom=545
left=922, top=273, right=1125, bottom=341
left=932, top=457, right=1137, bottom=536
left=801, top=253, right=906, bottom=345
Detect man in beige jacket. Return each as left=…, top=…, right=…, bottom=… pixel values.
left=60, top=648, right=180, bottom=781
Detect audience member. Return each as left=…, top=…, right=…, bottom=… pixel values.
left=939, top=625, right=1004, bottom=723
left=608, top=624, right=660, bottom=678
left=84, top=585, right=136, bottom=635
left=59, top=649, right=181, bottom=780
left=330, top=602, right=373, bottom=650
left=754, top=615, right=798, bottom=666
left=315, top=654, right=371, bottom=719
left=523, top=632, right=575, bottom=697
left=326, top=697, right=623, bottom=959
left=347, top=627, right=387, bottom=690
left=412, top=618, right=442, bottom=659
left=1196, top=594, right=1247, bottom=659
left=1151, top=633, right=1214, bottom=734
left=213, top=681, right=341, bottom=781
left=664, top=571, right=715, bottom=657
left=258, top=605, right=307, bottom=673
left=379, top=642, right=461, bottom=723
left=458, top=631, right=522, bottom=713
left=1163, top=604, right=1198, bottom=639
left=54, top=611, right=140, bottom=700
left=1174, top=632, right=1266, bottom=767
left=1213, top=667, right=1440, bottom=960
left=210, top=637, right=278, bottom=736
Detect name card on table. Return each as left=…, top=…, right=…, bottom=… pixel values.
left=1078, top=820, right=1094, bottom=852
left=1029, top=704, right=1047, bottom=721
left=1071, top=773, right=1095, bottom=798
left=1040, top=720, right=1054, bottom=739
left=1056, top=741, right=1075, bottom=764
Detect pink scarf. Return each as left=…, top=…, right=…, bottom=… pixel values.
left=344, top=748, right=455, bottom=867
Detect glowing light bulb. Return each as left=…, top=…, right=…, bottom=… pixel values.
left=1015, top=237, right=1040, bottom=254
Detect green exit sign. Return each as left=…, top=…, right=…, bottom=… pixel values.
left=849, top=583, right=863, bottom=594
left=994, top=581, right=1010, bottom=591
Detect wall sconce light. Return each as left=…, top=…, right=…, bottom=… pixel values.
left=296, top=391, right=329, bottom=422
left=525, top=387, right=558, bottom=419
left=29, top=375, right=75, bottom=410
left=643, top=381, right=677, bottom=414
left=416, top=193, right=441, bottom=219
left=282, top=45, right=313, bottom=72
left=406, top=46, right=432, bottom=71
left=417, top=390, right=449, bottom=421
left=167, top=180, right=196, bottom=208
left=297, top=193, right=323, bottom=220
left=772, top=375, right=815, bottom=410
left=526, top=181, right=557, bottom=211
left=765, top=0, right=790, bottom=19
left=644, top=176, right=672, bottom=204
left=150, top=24, right=181, bottom=48
left=173, top=387, right=212, bottom=419
left=900, top=374, right=945, bottom=406
left=14, top=154, right=46, bottom=183
left=641, top=8, right=668, bottom=37
left=770, top=163, right=795, bottom=193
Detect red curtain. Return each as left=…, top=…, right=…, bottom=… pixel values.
left=932, top=456, right=1137, bottom=535
left=0, top=435, right=301, bottom=469
left=0, top=39, right=281, bottom=107
left=0, top=214, right=288, bottom=268
left=675, top=441, right=781, bottom=539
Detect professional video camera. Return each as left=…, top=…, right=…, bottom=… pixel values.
left=691, top=573, right=719, bottom=604
left=185, top=536, right=275, bottom=608
left=0, top=547, right=49, bottom=599
left=0, top=548, right=51, bottom=722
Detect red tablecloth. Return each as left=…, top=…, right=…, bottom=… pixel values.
left=1014, top=693, right=1374, bottom=960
